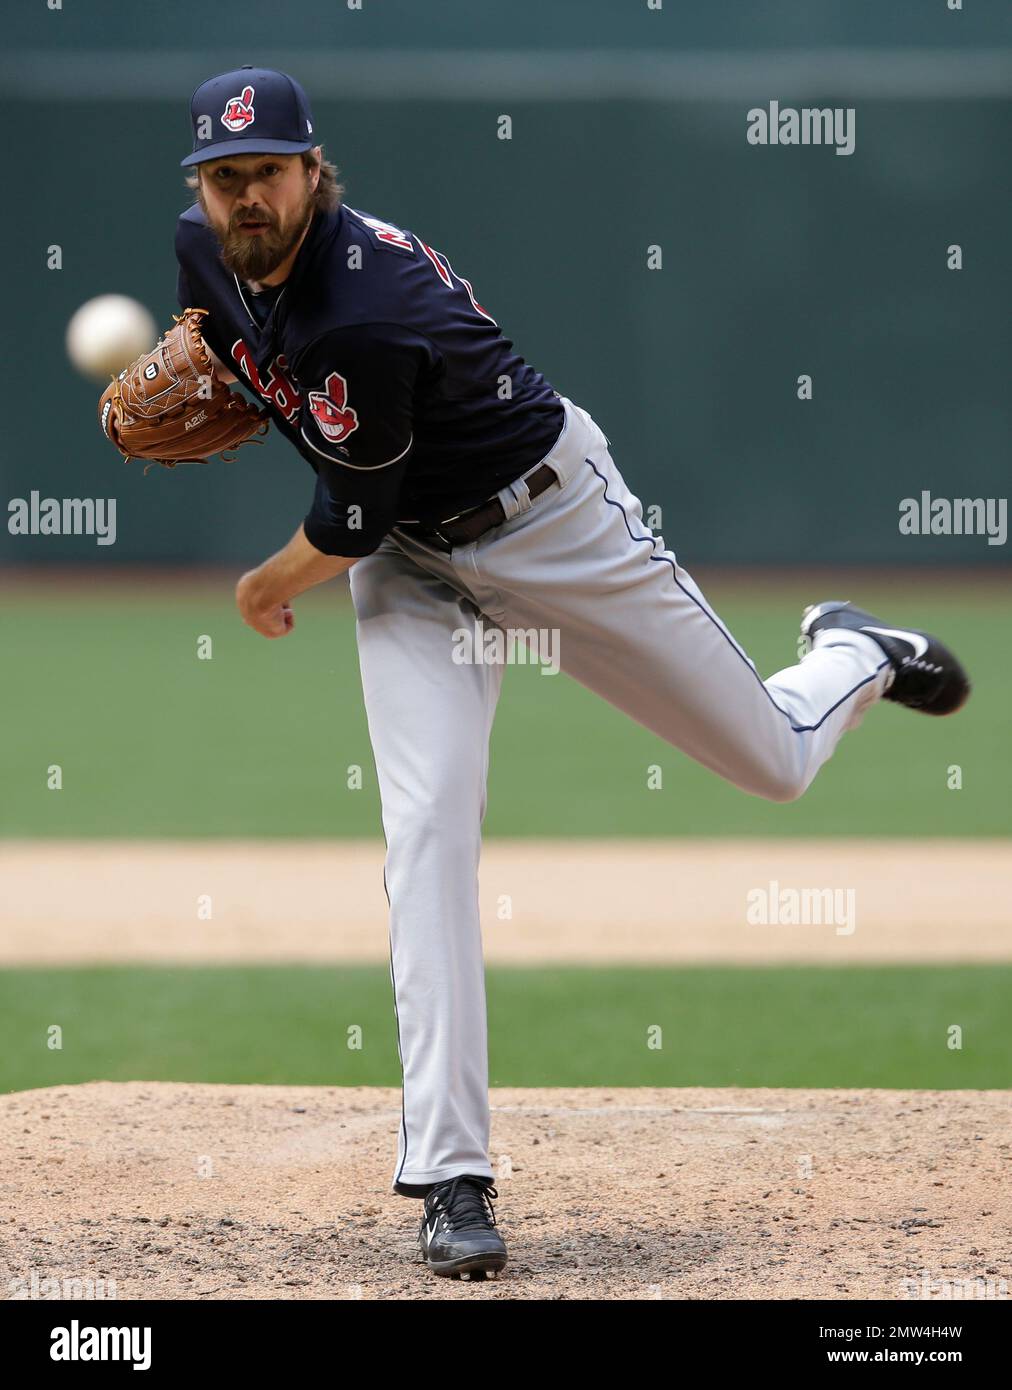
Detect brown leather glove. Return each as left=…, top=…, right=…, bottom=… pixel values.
left=98, top=307, right=268, bottom=469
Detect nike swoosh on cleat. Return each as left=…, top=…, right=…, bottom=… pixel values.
left=863, top=626, right=929, bottom=659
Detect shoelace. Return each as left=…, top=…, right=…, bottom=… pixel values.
left=899, top=656, right=942, bottom=674
left=427, top=1177, right=499, bottom=1233
left=865, top=632, right=943, bottom=681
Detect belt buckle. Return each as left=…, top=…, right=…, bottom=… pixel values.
left=431, top=499, right=484, bottom=551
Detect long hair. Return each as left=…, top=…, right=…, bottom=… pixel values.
left=186, top=149, right=344, bottom=213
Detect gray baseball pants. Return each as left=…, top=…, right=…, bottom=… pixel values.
left=348, top=396, right=890, bottom=1193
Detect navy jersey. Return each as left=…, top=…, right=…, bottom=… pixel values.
left=175, top=202, right=566, bottom=556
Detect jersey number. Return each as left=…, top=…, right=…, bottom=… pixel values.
left=416, top=239, right=497, bottom=326
left=347, top=207, right=498, bottom=327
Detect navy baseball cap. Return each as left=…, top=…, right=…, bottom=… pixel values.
left=181, top=66, right=316, bottom=167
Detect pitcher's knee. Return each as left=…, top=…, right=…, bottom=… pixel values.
left=382, top=779, right=484, bottom=855
left=761, top=773, right=809, bottom=804
left=743, top=756, right=811, bottom=804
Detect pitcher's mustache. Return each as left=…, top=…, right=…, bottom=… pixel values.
left=232, top=209, right=276, bottom=229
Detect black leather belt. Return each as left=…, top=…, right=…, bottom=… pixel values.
left=395, top=462, right=559, bottom=553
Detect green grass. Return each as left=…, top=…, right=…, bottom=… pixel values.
left=2, top=964, right=1008, bottom=1094
left=2, top=576, right=1009, bottom=836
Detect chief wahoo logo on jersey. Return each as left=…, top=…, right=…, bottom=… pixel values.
left=221, top=86, right=255, bottom=131
left=308, top=372, right=359, bottom=445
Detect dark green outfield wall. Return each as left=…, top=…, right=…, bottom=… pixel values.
left=1, top=1, right=1008, bottom=566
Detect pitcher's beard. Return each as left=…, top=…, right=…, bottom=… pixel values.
left=215, top=198, right=314, bottom=282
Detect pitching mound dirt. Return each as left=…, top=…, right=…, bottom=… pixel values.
left=2, top=1083, right=1009, bottom=1301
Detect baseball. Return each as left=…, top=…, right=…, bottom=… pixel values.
left=66, top=294, right=157, bottom=381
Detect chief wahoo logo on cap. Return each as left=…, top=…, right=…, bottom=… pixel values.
left=221, top=85, right=255, bottom=132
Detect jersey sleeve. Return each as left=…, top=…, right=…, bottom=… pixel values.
left=175, top=212, right=200, bottom=311
left=295, top=324, right=427, bottom=557
left=176, top=264, right=196, bottom=311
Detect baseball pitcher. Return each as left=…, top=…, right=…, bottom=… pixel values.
left=99, top=67, right=970, bottom=1281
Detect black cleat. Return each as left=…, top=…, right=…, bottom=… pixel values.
left=801, top=600, right=971, bottom=716
left=418, top=1175, right=507, bottom=1279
